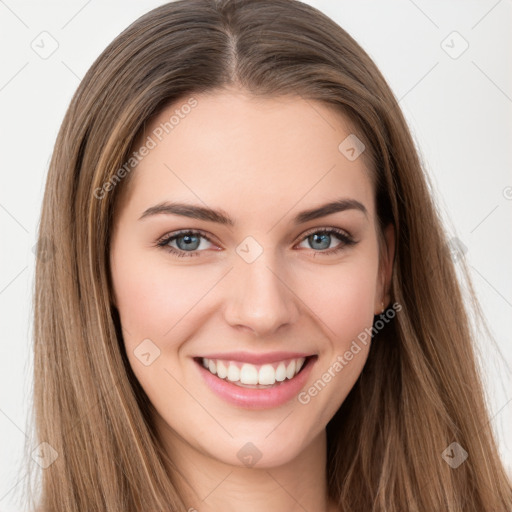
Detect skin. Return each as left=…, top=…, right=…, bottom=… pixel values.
left=110, top=87, right=394, bottom=512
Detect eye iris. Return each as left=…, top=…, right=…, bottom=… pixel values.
left=309, top=233, right=331, bottom=250
left=176, top=234, right=200, bottom=251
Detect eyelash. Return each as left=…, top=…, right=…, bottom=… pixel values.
left=155, top=228, right=357, bottom=258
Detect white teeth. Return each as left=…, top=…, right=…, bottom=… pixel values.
left=258, top=364, right=276, bottom=385
left=227, top=363, right=240, bottom=382
left=285, top=360, right=296, bottom=379
left=240, top=364, right=259, bottom=385
left=216, top=360, right=228, bottom=379
left=275, top=362, right=287, bottom=382
left=200, top=356, right=308, bottom=385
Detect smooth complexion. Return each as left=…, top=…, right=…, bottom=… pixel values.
left=110, top=88, right=394, bottom=512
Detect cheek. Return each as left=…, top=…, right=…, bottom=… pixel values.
left=111, top=247, right=217, bottom=340
left=294, top=269, right=377, bottom=426
left=297, top=255, right=379, bottom=347
left=110, top=250, right=214, bottom=402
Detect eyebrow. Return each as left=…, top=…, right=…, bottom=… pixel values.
left=138, top=198, right=368, bottom=225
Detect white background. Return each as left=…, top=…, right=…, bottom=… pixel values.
left=0, top=1, right=511, bottom=509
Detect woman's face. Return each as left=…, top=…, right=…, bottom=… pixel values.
left=110, top=88, right=393, bottom=468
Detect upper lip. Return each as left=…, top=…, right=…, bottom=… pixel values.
left=195, top=351, right=315, bottom=365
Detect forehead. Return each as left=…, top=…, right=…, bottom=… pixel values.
left=117, top=89, right=376, bottom=225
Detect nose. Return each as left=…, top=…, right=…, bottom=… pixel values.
left=223, top=253, right=299, bottom=337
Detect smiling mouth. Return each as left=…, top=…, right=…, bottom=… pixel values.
left=193, top=355, right=316, bottom=388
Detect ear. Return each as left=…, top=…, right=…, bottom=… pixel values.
left=375, top=222, right=395, bottom=314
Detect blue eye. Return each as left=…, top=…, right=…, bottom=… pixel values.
left=297, top=228, right=356, bottom=255
left=156, top=228, right=356, bottom=258
left=157, top=230, right=214, bottom=257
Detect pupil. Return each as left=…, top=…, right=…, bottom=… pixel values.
left=178, top=234, right=199, bottom=250
left=311, top=233, right=330, bottom=250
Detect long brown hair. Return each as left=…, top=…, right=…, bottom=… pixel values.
left=27, top=0, right=512, bottom=510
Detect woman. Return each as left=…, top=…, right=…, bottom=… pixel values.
left=29, top=0, right=512, bottom=510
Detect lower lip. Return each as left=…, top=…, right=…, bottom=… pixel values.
left=194, top=356, right=317, bottom=410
